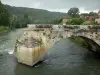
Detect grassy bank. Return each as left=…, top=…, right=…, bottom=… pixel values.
left=0, top=26, right=9, bottom=34
left=69, top=35, right=89, bottom=49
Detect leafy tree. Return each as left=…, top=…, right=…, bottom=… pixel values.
left=23, top=13, right=30, bottom=27
left=89, top=12, right=98, bottom=18
left=9, top=15, right=17, bottom=28
left=52, top=19, right=61, bottom=24
left=68, top=7, right=80, bottom=18
left=59, top=18, right=63, bottom=23
left=9, top=14, right=29, bottom=29
left=0, top=1, right=10, bottom=27
left=89, top=12, right=98, bottom=16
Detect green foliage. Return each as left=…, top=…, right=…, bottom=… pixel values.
left=66, top=18, right=85, bottom=25
left=83, top=21, right=99, bottom=25
left=5, top=5, right=67, bottom=24
left=90, top=21, right=99, bottom=25
left=68, top=7, right=80, bottom=18
left=52, top=18, right=62, bottom=24
left=0, top=1, right=10, bottom=27
left=89, top=12, right=98, bottom=17
left=81, top=12, right=98, bottom=18
left=0, top=1, right=29, bottom=30
left=0, top=26, right=9, bottom=33
left=9, top=14, right=28, bottom=29
left=59, top=18, right=63, bottom=23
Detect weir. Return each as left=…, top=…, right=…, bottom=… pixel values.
left=14, top=24, right=100, bottom=66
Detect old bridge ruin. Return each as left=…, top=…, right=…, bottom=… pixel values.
left=14, top=24, right=100, bottom=66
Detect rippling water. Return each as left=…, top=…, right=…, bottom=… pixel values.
left=0, top=29, right=100, bottom=75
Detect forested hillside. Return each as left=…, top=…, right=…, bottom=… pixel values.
left=5, top=5, right=67, bottom=24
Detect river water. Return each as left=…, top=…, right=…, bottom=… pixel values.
left=0, top=29, right=100, bottom=75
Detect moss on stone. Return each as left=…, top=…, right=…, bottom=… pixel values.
left=16, top=40, right=24, bottom=44
left=69, top=35, right=89, bottom=49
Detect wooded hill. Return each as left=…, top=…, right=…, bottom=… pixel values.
left=5, top=5, right=67, bottom=24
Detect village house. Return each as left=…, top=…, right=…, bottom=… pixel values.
left=61, top=17, right=69, bottom=25
left=95, top=10, right=100, bottom=24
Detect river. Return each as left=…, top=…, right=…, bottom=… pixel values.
left=0, top=29, right=100, bottom=75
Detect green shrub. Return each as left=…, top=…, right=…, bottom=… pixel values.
left=66, top=18, right=85, bottom=25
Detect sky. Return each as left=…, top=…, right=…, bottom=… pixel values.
left=1, top=0, right=100, bottom=13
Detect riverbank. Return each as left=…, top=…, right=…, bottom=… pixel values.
left=0, top=26, right=9, bottom=34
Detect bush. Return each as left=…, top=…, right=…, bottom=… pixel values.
left=66, top=18, right=85, bottom=25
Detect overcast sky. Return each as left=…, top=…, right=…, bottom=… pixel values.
left=1, top=0, right=100, bottom=13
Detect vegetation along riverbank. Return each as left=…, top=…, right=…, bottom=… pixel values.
left=0, top=26, right=9, bottom=34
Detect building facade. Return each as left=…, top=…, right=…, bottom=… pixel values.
left=95, top=10, right=100, bottom=24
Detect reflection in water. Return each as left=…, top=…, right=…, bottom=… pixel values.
left=0, top=29, right=100, bottom=75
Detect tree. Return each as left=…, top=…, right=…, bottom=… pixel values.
left=0, top=1, right=10, bottom=27
left=23, top=13, right=30, bottom=27
left=89, top=12, right=98, bottom=18
left=9, top=15, right=21, bottom=28
left=68, top=7, right=80, bottom=18
left=52, top=19, right=61, bottom=24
